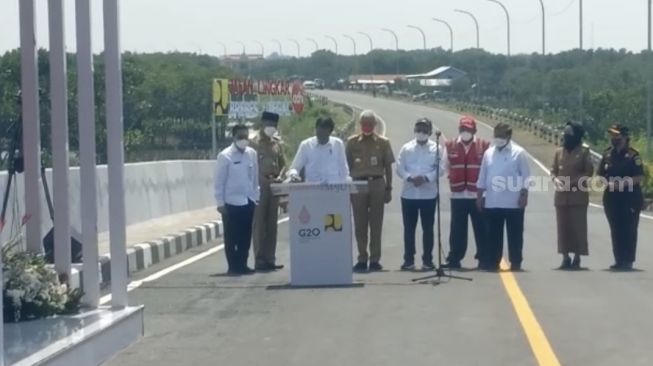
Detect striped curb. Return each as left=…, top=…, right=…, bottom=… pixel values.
left=70, top=220, right=223, bottom=289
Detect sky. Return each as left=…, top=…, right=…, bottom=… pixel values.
left=0, top=0, right=651, bottom=57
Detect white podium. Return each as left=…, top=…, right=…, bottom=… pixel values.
left=271, top=181, right=367, bottom=286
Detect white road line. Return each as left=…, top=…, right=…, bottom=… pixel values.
left=99, top=217, right=291, bottom=304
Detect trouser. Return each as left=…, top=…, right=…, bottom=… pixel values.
left=401, top=197, right=437, bottom=264
left=484, top=208, right=525, bottom=268
left=351, top=178, right=386, bottom=263
left=253, top=182, right=279, bottom=266
left=604, top=193, right=641, bottom=265
left=447, top=198, right=485, bottom=265
left=223, top=200, right=256, bottom=272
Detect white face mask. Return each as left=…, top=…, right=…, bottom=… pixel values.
left=263, top=126, right=277, bottom=137
left=460, top=131, right=473, bottom=142
left=235, top=139, right=249, bottom=150
left=494, top=138, right=508, bottom=148
left=415, top=132, right=429, bottom=142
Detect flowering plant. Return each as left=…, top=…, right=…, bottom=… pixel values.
left=2, top=236, right=83, bottom=323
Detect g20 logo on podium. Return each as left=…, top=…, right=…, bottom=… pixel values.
left=299, top=228, right=321, bottom=238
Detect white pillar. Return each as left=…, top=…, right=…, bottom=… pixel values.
left=104, top=0, right=128, bottom=308
left=19, top=0, right=43, bottom=254
left=48, top=0, right=72, bottom=278
left=76, top=0, right=99, bottom=307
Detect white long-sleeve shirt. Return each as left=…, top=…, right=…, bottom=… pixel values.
left=287, top=136, right=350, bottom=183
left=476, top=142, right=531, bottom=209
left=214, top=144, right=260, bottom=207
left=396, top=139, right=445, bottom=200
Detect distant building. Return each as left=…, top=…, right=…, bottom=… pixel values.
left=405, top=66, right=467, bottom=88
left=220, top=54, right=264, bottom=74
left=348, top=74, right=406, bottom=89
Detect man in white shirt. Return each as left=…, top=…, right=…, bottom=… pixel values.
left=287, top=116, right=350, bottom=183
left=442, top=117, right=490, bottom=269
left=214, top=124, right=260, bottom=275
left=396, top=118, right=445, bottom=271
left=476, top=123, right=531, bottom=272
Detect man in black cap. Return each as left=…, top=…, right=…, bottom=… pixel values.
left=396, top=118, right=444, bottom=271
left=597, top=124, right=645, bottom=271
left=251, top=111, right=286, bottom=271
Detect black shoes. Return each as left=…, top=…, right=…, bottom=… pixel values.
left=228, top=267, right=255, bottom=275
left=559, top=256, right=572, bottom=270
left=510, top=263, right=522, bottom=272
left=400, top=262, right=415, bottom=271
left=255, top=263, right=284, bottom=271
left=353, top=262, right=383, bottom=272
left=422, top=262, right=436, bottom=271
left=610, top=262, right=634, bottom=271
left=571, top=255, right=581, bottom=270
left=442, top=262, right=462, bottom=270
left=368, top=262, right=383, bottom=272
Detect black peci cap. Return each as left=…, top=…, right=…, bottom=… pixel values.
left=261, top=111, right=280, bottom=124
left=415, top=117, right=432, bottom=129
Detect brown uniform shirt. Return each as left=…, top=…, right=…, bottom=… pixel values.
left=346, top=133, right=395, bottom=180
left=251, top=133, right=285, bottom=180
left=551, top=145, right=594, bottom=206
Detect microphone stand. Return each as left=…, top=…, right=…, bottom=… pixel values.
left=412, top=130, right=472, bottom=284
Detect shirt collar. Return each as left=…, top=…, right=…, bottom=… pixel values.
left=357, top=133, right=378, bottom=142
left=312, top=136, right=333, bottom=147
left=496, top=141, right=513, bottom=152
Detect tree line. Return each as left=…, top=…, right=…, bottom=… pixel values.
left=2, top=47, right=652, bottom=167
left=0, top=50, right=232, bottom=165
left=251, top=48, right=653, bottom=153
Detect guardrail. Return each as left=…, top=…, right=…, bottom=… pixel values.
left=454, top=101, right=605, bottom=169
left=306, top=92, right=361, bottom=139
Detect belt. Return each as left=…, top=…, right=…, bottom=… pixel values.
left=355, top=176, right=384, bottom=181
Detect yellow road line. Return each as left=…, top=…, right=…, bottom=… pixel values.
left=499, top=261, right=561, bottom=366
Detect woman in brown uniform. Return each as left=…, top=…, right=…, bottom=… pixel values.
left=551, top=122, right=594, bottom=269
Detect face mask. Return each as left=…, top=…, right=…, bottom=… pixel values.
left=460, top=131, right=473, bottom=142
left=494, top=138, right=508, bottom=148
left=264, top=126, right=277, bottom=137
left=361, top=125, right=375, bottom=135
left=235, top=139, right=249, bottom=150
left=415, top=132, right=429, bottom=142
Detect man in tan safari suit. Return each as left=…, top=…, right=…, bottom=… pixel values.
left=251, top=111, right=286, bottom=271
left=346, top=110, right=395, bottom=272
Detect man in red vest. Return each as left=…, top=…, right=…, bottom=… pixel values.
left=442, top=116, right=490, bottom=269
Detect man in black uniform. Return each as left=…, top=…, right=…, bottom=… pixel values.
left=597, top=124, right=645, bottom=271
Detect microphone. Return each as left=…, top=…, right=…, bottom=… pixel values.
left=434, top=129, right=442, bottom=138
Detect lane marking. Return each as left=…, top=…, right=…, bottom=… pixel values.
left=345, top=95, right=561, bottom=366
left=100, top=217, right=290, bottom=305
left=499, top=261, right=561, bottom=366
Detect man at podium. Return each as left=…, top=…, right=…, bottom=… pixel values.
left=287, top=116, right=350, bottom=183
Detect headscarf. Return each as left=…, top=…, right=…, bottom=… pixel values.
left=563, top=121, right=584, bottom=151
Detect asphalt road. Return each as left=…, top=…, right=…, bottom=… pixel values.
left=107, top=91, right=653, bottom=366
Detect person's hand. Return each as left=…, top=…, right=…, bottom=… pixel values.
left=384, top=189, right=392, bottom=204
left=518, top=193, right=528, bottom=209
left=553, top=177, right=564, bottom=191
left=476, top=197, right=485, bottom=212
left=412, top=176, right=425, bottom=187
left=289, top=173, right=302, bottom=183
left=217, top=206, right=226, bottom=216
